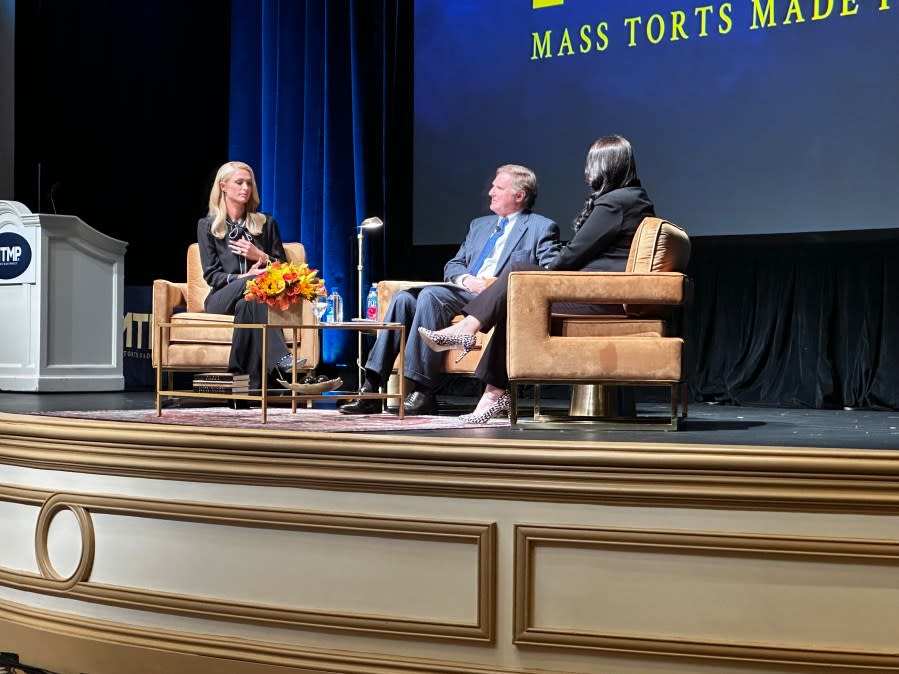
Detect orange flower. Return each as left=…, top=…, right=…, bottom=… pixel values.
left=244, top=261, right=325, bottom=308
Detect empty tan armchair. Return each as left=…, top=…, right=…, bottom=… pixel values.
left=152, top=242, right=319, bottom=374
left=506, top=217, right=692, bottom=429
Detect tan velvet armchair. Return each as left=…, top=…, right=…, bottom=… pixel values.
left=506, top=217, right=692, bottom=430
left=375, top=282, right=494, bottom=382
left=151, top=242, right=319, bottom=377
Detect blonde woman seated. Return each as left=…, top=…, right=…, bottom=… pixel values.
left=420, top=135, right=655, bottom=423
left=198, top=161, right=303, bottom=391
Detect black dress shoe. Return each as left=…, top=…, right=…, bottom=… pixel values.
left=403, top=391, right=438, bottom=415
left=339, top=397, right=382, bottom=415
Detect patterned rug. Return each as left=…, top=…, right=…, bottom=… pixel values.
left=35, top=406, right=510, bottom=433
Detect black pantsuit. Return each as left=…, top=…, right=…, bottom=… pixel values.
left=197, top=214, right=289, bottom=390
left=204, top=278, right=288, bottom=388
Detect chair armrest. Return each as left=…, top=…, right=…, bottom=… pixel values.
left=508, top=271, right=690, bottom=307
left=296, top=298, right=320, bottom=368
left=152, top=280, right=187, bottom=367
left=376, top=280, right=443, bottom=321
left=506, top=271, right=688, bottom=382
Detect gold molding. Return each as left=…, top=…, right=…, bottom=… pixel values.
left=0, top=485, right=497, bottom=642
left=34, top=495, right=96, bottom=589
left=513, top=524, right=899, bottom=669
left=2, top=412, right=899, bottom=513
left=0, top=597, right=515, bottom=674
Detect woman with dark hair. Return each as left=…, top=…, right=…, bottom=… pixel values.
left=419, top=135, right=654, bottom=423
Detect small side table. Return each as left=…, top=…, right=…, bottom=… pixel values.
left=156, top=320, right=405, bottom=423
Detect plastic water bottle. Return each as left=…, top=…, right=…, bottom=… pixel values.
left=365, top=283, right=379, bottom=320
left=326, top=287, right=343, bottom=323
left=325, top=288, right=339, bottom=323
left=333, top=288, right=344, bottom=322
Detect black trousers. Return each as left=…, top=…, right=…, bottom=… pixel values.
left=463, top=263, right=623, bottom=390
left=205, top=278, right=289, bottom=389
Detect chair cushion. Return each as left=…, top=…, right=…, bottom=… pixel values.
left=163, top=344, right=232, bottom=369
left=551, top=315, right=667, bottom=337
left=625, top=217, right=691, bottom=317
left=626, top=217, right=691, bottom=273
left=168, top=312, right=302, bottom=345
left=186, top=245, right=210, bottom=314
left=169, top=312, right=234, bottom=344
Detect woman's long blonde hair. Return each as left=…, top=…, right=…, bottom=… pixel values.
left=207, top=161, right=267, bottom=239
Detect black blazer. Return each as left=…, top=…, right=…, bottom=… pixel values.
left=547, top=183, right=655, bottom=273
left=196, top=214, right=287, bottom=291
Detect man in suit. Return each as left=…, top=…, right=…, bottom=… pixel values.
left=340, top=164, right=560, bottom=415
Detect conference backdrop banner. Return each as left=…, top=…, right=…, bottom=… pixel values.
left=413, top=0, right=898, bottom=243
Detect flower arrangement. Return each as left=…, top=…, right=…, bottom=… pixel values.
left=244, top=261, right=326, bottom=310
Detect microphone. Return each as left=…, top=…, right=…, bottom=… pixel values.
left=49, top=182, right=60, bottom=214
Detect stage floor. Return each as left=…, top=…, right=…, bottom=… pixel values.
left=1, top=390, right=897, bottom=451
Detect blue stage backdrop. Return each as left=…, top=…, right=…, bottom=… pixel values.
left=413, top=0, right=899, bottom=243
left=227, top=0, right=395, bottom=366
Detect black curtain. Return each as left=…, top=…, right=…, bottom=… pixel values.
left=683, top=231, right=899, bottom=409
left=13, top=0, right=232, bottom=286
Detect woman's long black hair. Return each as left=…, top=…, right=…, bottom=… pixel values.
left=572, top=135, right=638, bottom=231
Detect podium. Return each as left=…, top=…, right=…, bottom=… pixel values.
left=0, top=200, right=128, bottom=391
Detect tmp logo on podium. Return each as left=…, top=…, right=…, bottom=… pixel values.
left=0, top=229, right=36, bottom=284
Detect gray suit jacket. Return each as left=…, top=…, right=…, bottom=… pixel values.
left=443, top=212, right=560, bottom=282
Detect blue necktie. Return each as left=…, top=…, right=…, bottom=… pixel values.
left=469, top=216, right=508, bottom=275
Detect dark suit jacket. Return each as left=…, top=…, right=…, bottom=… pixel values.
left=196, top=214, right=287, bottom=291
left=547, top=184, right=654, bottom=272
left=443, top=211, right=560, bottom=282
